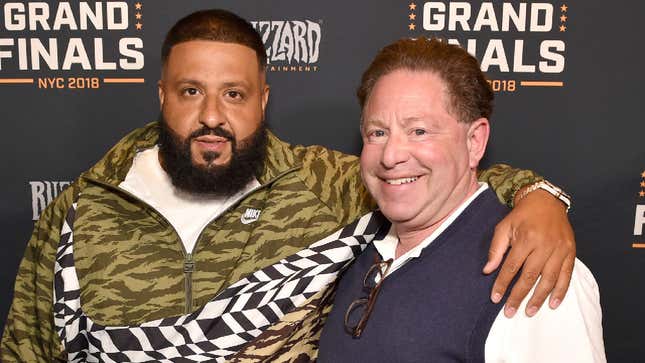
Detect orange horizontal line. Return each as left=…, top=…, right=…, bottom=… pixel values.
left=520, top=81, right=563, bottom=87
left=632, top=243, right=645, bottom=248
left=0, top=78, right=34, bottom=84
left=103, top=78, right=145, bottom=84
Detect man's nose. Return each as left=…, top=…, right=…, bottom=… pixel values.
left=381, top=134, right=409, bottom=168
left=199, top=96, right=225, bottom=129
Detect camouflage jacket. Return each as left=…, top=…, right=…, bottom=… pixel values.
left=1, top=122, right=541, bottom=362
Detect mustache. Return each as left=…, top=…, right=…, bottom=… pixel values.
left=189, top=126, right=234, bottom=141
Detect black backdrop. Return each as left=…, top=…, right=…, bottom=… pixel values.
left=1, top=1, right=643, bottom=360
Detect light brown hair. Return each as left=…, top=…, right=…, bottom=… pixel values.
left=357, top=38, right=493, bottom=123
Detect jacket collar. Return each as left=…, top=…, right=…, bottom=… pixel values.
left=258, top=130, right=302, bottom=184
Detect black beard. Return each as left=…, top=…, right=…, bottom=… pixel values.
left=157, top=116, right=267, bottom=196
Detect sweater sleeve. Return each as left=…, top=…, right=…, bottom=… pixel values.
left=0, top=186, right=74, bottom=362
left=478, top=164, right=544, bottom=207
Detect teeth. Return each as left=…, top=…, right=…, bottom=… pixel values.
left=385, top=177, right=418, bottom=185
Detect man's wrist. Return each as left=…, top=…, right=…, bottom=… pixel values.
left=508, top=175, right=543, bottom=208
left=515, top=180, right=572, bottom=211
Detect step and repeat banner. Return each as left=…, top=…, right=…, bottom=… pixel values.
left=0, top=0, right=642, bottom=360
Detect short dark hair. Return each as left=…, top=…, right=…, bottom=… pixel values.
left=161, top=9, right=267, bottom=69
left=357, top=38, right=493, bottom=124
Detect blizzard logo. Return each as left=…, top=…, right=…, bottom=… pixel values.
left=251, top=20, right=321, bottom=64
left=30, top=180, right=71, bottom=220
left=241, top=208, right=261, bottom=224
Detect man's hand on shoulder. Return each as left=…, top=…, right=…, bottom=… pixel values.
left=483, top=187, right=576, bottom=318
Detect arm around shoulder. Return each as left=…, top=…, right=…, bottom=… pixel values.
left=478, top=163, right=543, bottom=207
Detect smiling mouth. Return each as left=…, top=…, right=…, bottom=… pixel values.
left=384, top=176, right=419, bottom=185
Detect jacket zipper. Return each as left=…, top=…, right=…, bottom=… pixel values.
left=184, top=253, right=194, bottom=314
left=83, top=165, right=301, bottom=314
left=83, top=176, right=198, bottom=313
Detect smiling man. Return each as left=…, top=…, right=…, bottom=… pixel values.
left=318, top=38, right=605, bottom=363
left=3, top=10, right=577, bottom=362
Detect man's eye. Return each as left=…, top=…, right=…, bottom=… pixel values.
left=226, top=90, right=242, bottom=99
left=371, top=130, right=385, bottom=137
left=414, top=129, right=426, bottom=136
left=183, top=88, right=199, bottom=96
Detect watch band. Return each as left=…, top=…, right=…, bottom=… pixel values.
left=517, top=180, right=572, bottom=212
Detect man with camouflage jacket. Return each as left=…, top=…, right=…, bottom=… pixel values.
left=1, top=9, right=576, bottom=362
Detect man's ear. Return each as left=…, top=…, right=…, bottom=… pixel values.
left=466, top=118, right=490, bottom=168
left=261, top=84, right=270, bottom=114
left=158, top=80, right=165, bottom=110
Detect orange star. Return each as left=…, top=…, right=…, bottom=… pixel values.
left=135, top=22, right=143, bottom=30
left=640, top=181, right=645, bottom=187
left=560, top=4, right=568, bottom=12
left=136, top=13, right=142, bottom=20
left=560, top=14, right=567, bottom=22
left=559, top=25, right=566, bottom=32
left=641, top=171, right=645, bottom=178
left=135, top=2, right=142, bottom=10
left=408, top=23, right=416, bottom=30
left=640, top=190, right=645, bottom=197
left=409, top=2, right=417, bottom=11
left=409, top=13, right=416, bottom=20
